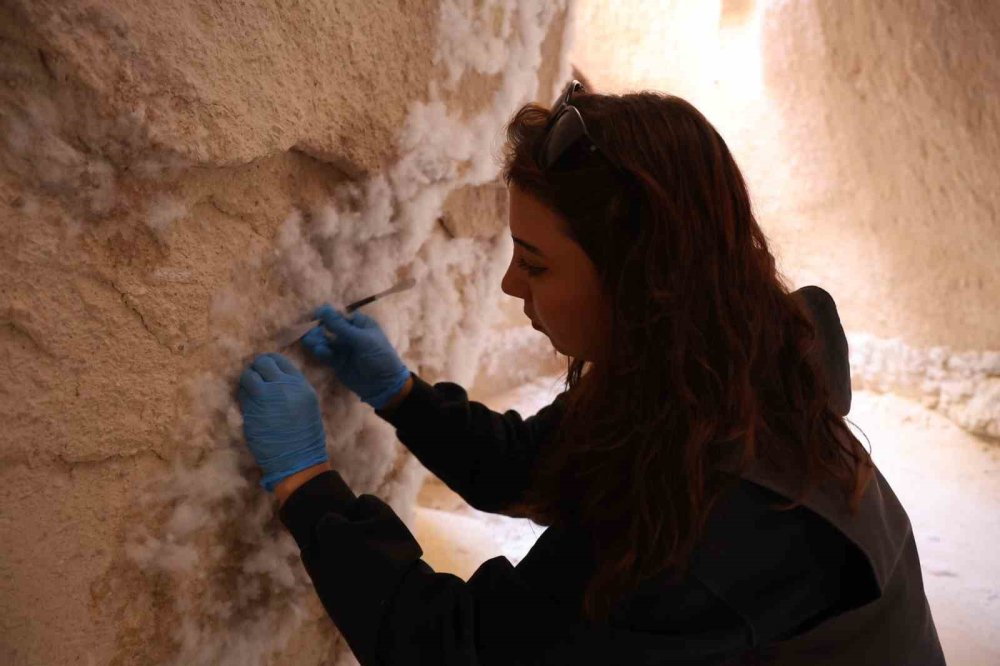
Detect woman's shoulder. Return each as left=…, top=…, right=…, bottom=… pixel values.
left=691, top=479, right=861, bottom=636
left=693, top=477, right=855, bottom=571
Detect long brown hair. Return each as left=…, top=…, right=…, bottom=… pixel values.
left=500, top=89, right=874, bottom=625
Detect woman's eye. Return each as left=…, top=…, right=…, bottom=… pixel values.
left=516, top=257, right=546, bottom=276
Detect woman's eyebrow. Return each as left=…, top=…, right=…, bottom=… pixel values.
left=512, top=236, right=545, bottom=257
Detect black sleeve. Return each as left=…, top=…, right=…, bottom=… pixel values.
left=278, top=469, right=755, bottom=666
left=277, top=469, right=586, bottom=666
left=373, top=373, right=566, bottom=514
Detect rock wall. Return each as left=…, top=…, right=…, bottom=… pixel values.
left=571, top=0, right=1000, bottom=439
left=0, top=1, right=572, bottom=664
left=4, top=1, right=996, bottom=663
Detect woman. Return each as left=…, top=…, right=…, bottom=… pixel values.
left=237, top=82, right=945, bottom=665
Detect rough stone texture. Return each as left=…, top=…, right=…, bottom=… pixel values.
left=570, top=0, right=999, bottom=439
left=1, top=0, right=438, bottom=176
left=849, top=333, right=1000, bottom=440
left=438, top=179, right=508, bottom=240
left=0, top=1, right=573, bottom=664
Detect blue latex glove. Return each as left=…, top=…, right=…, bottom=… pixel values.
left=301, top=304, right=411, bottom=410
left=238, top=353, right=329, bottom=492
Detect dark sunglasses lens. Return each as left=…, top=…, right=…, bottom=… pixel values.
left=540, top=108, right=586, bottom=170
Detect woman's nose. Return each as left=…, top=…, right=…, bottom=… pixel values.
left=501, top=264, right=519, bottom=298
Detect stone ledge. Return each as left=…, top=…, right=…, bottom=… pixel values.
left=849, top=332, right=999, bottom=441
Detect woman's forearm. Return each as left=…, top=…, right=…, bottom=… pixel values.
left=275, top=461, right=333, bottom=507
left=380, top=375, right=415, bottom=414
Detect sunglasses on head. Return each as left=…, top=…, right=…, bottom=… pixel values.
left=534, top=80, right=621, bottom=174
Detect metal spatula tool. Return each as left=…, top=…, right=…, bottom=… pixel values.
left=274, top=277, right=417, bottom=348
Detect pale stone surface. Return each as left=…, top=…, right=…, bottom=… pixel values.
left=439, top=179, right=508, bottom=240
left=0, top=1, right=573, bottom=664
left=1, top=0, right=438, bottom=176
left=755, top=0, right=999, bottom=351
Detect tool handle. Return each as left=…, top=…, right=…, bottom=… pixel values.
left=345, top=277, right=415, bottom=313
left=345, top=295, right=376, bottom=313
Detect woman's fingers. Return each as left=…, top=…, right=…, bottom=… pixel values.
left=266, top=353, right=302, bottom=377
left=301, top=327, right=334, bottom=361
left=314, top=304, right=359, bottom=339
left=348, top=311, right=379, bottom=330
left=252, top=355, right=283, bottom=381
left=239, top=367, right=266, bottom=396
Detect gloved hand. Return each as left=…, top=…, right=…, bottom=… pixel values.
left=301, top=304, right=411, bottom=410
left=238, top=353, right=329, bottom=492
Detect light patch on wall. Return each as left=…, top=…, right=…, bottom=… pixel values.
left=570, top=1, right=765, bottom=112
left=571, top=1, right=720, bottom=100
left=713, top=0, right=764, bottom=100
left=145, top=194, right=188, bottom=238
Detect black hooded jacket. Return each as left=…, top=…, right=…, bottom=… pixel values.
left=278, top=286, right=945, bottom=665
